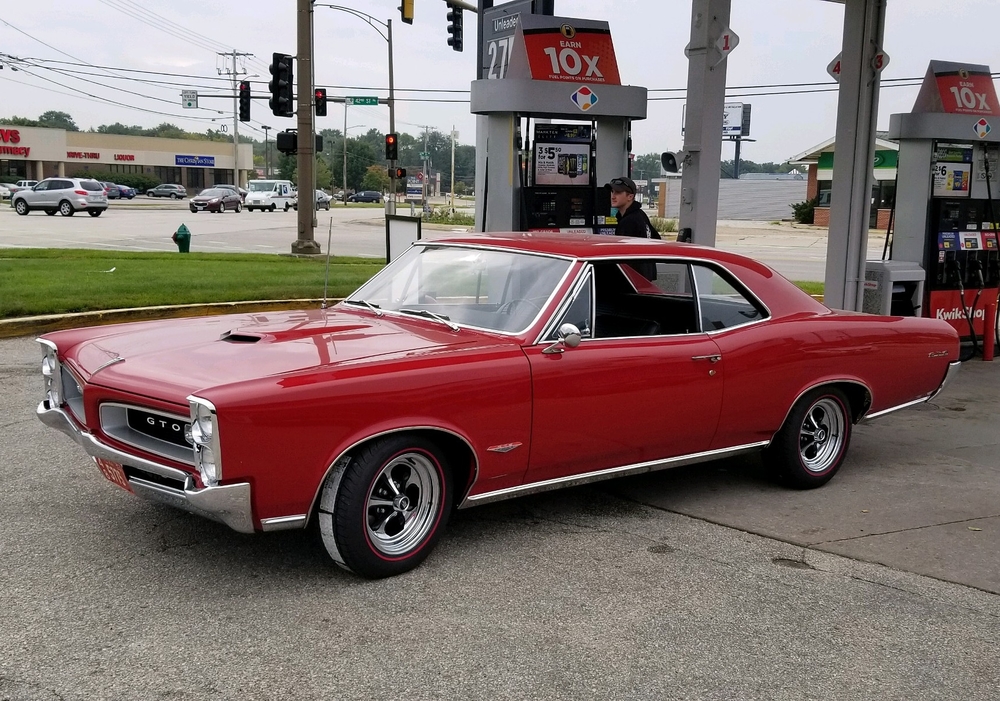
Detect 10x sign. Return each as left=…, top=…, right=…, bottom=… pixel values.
left=522, top=24, right=621, bottom=85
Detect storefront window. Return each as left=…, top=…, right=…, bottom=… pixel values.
left=817, top=180, right=832, bottom=206
left=188, top=169, right=205, bottom=190
left=109, top=164, right=143, bottom=174
left=154, top=167, right=182, bottom=184
left=214, top=169, right=234, bottom=185
left=1, top=160, right=28, bottom=178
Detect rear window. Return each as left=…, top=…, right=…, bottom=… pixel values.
left=80, top=181, right=104, bottom=192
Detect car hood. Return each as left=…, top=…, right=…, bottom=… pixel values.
left=192, top=195, right=220, bottom=202
left=59, top=308, right=494, bottom=404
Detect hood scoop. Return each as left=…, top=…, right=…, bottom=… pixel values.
left=220, top=331, right=262, bottom=344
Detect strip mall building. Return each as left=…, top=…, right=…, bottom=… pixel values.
left=0, top=125, right=253, bottom=189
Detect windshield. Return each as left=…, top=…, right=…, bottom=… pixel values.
left=346, top=244, right=572, bottom=333
left=248, top=181, right=277, bottom=192
left=199, top=189, right=226, bottom=197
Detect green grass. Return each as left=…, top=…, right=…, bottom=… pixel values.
left=794, top=281, right=824, bottom=297
left=0, top=249, right=384, bottom=318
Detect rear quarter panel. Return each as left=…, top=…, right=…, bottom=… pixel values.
left=709, top=312, right=959, bottom=448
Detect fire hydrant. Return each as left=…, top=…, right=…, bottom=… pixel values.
left=172, top=224, right=191, bottom=253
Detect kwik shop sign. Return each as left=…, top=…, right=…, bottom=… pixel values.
left=0, top=129, right=29, bottom=157
left=175, top=155, right=216, bottom=167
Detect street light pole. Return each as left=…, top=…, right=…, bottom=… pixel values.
left=261, top=125, right=271, bottom=177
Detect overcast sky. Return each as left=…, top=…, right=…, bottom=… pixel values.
left=1, top=0, right=997, bottom=164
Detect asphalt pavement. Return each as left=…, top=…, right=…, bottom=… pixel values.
left=2, top=331, right=999, bottom=700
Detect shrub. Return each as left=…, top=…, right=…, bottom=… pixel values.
left=790, top=197, right=818, bottom=224
left=648, top=217, right=678, bottom=233
left=423, top=207, right=475, bottom=226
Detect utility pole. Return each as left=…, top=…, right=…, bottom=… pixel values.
left=343, top=102, right=349, bottom=206
left=217, top=50, right=253, bottom=186
left=387, top=18, right=396, bottom=214
left=292, top=0, right=321, bottom=254
left=423, top=125, right=429, bottom=208
left=261, top=125, right=271, bottom=177
left=450, top=126, right=456, bottom=213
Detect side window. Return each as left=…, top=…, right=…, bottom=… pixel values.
left=33, top=181, right=49, bottom=191
left=548, top=270, right=593, bottom=340
left=590, top=261, right=698, bottom=337
left=693, top=264, right=767, bottom=331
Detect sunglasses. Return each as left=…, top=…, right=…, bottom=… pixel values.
left=610, top=179, right=634, bottom=193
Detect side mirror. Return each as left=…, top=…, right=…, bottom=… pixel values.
left=542, top=323, right=583, bottom=355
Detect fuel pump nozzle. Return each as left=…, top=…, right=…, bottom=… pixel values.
left=970, top=258, right=986, bottom=289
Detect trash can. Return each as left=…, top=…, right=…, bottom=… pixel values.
left=172, top=224, right=191, bottom=253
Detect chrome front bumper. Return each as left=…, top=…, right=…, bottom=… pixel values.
left=37, top=400, right=255, bottom=533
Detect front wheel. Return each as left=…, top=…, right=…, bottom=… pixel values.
left=45, top=209, right=56, bottom=216
left=218, top=203, right=226, bottom=214
left=269, top=204, right=276, bottom=212
left=59, top=201, right=74, bottom=217
left=318, top=435, right=452, bottom=579
left=235, top=202, right=242, bottom=213
left=14, top=200, right=28, bottom=215
left=767, top=387, right=852, bottom=489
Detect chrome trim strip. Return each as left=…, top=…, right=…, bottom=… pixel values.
left=535, top=263, right=591, bottom=345
left=260, top=515, right=308, bottom=531
left=863, top=360, right=961, bottom=422
left=92, top=355, right=125, bottom=375
left=459, top=441, right=769, bottom=508
left=37, top=401, right=254, bottom=533
left=305, top=425, right=481, bottom=527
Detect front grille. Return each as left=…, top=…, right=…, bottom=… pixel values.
left=100, top=403, right=195, bottom=466
left=123, top=465, right=190, bottom=491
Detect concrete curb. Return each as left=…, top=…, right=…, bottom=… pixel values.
left=0, top=299, right=336, bottom=340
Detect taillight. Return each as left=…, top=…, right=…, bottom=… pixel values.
left=74, top=190, right=88, bottom=196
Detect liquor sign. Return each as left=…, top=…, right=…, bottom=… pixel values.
left=517, top=16, right=620, bottom=85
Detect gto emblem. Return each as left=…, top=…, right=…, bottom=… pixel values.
left=147, top=416, right=183, bottom=432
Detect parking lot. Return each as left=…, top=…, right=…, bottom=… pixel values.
left=0, top=200, right=884, bottom=282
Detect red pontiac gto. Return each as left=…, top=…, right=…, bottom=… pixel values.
left=36, top=233, right=961, bottom=578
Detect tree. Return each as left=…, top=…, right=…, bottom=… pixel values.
left=37, top=111, right=79, bottom=131
left=2, top=116, right=40, bottom=127
left=361, top=165, right=390, bottom=193
left=315, top=157, right=333, bottom=190
left=278, top=153, right=296, bottom=182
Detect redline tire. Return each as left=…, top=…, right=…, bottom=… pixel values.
left=767, top=387, right=852, bottom=489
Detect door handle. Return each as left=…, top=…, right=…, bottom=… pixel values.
left=691, top=354, right=721, bottom=363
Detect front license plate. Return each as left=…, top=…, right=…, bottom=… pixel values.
left=95, top=457, right=133, bottom=493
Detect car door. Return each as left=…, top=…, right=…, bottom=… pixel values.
left=22, top=180, right=47, bottom=207
left=523, top=260, right=724, bottom=483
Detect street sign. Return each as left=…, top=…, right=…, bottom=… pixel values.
left=715, top=27, right=739, bottom=59
left=346, top=96, right=379, bottom=106
left=420, top=152, right=430, bottom=159
left=871, top=46, right=890, bottom=74
left=181, top=90, right=198, bottom=109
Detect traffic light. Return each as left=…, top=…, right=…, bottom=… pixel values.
left=385, top=133, right=398, bottom=160
left=446, top=5, right=463, bottom=52
left=268, top=52, right=294, bottom=118
left=238, top=81, right=251, bottom=122
left=399, top=0, right=414, bottom=24
left=394, top=167, right=406, bottom=179
left=314, top=88, right=327, bottom=117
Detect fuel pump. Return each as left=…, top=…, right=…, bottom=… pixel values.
left=887, top=60, right=1000, bottom=349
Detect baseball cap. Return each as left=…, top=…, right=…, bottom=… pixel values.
left=607, top=176, right=636, bottom=194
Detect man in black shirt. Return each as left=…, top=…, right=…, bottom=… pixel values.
left=607, top=176, right=660, bottom=240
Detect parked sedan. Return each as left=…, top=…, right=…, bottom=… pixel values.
left=292, top=189, right=333, bottom=211
left=35, top=234, right=960, bottom=579
left=116, top=184, right=136, bottom=199
left=0, top=183, right=10, bottom=200
left=347, top=190, right=383, bottom=203
left=189, top=187, right=243, bottom=213
left=146, top=184, right=187, bottom=199
left=12, top=177, right=108, bottom=216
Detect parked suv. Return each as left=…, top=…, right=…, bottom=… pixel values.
left=146, top=184, right=187, bottom=199
left=12, top=178, right=108, bottom=217
left=347, top=190, right=383, bottom=203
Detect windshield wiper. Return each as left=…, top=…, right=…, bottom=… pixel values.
left=399, top=308, right=460, bottom=331
left=343, top=299, right=383, bottom=316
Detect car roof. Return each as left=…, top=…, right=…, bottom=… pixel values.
left=424, top=232, right=828, bottom=318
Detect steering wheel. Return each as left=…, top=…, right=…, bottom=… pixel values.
left=498, top=298, right=542, bottom=316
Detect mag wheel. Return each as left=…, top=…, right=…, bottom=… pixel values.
left=318, top=435, right=452, bottom=579
left=59, top=201, right=74, bottom=216
left=768, top=387, right=852, bottom=489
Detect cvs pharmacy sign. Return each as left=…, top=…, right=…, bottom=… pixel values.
left=0, top=129, right=30, bottom=157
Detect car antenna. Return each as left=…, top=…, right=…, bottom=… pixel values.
left=321, top=216, right=333, bottom=309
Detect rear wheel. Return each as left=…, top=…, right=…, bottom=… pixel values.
left=767, top=387, right=852, bottom=489
left=171, top=193, right=179, bottom=199
left=14, top=200, right=28, bottom=215
left=88, top=209, right=102, bottom=217
left=317, top=435, right=452, bottom=579
left=59, top=201, right=74, bottom=217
